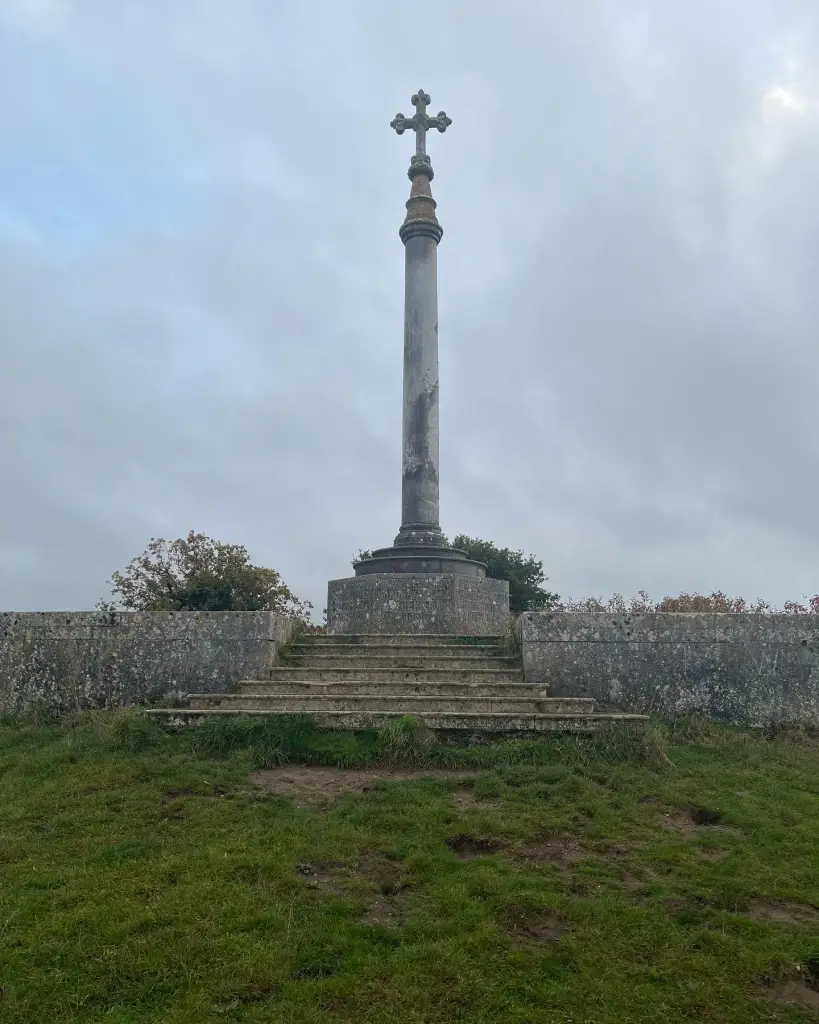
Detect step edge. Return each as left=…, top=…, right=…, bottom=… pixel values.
left=191, top=698, right=594, bottom=706
left=145, top=708, right=648, bottom=720
left=287, top=646, right=506, bottom=652
left=235, top=685, right=560, bottom=693
left=284, top=652, right=516, bottom=658
left=268, top=667, right=524, bottom=675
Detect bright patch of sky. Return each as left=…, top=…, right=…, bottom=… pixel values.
left=0, top=9, right=208, bottom=251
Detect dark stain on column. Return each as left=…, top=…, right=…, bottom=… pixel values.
left=402, top=380, right=440, bottom=526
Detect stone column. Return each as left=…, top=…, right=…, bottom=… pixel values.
left=346, top=88, right=493, bottom=579
left=328, top=88, right=512, bottom=629
left=395, top=170, right=444, bottom=549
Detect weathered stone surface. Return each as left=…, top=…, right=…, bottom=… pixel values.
left=187, top=693, right=594, bottom=714
left=149, top=631, right=648, bottom=731
left=0, top=610, right=295, bottom=715
left=327, top=573, right=509, bottom=635
left=400, top=229, right=441, bottom=538
left=146, top=708, right=645, bottom=733
left=518, top=612, right=819, bottom=726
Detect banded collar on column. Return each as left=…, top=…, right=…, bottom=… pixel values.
left=399, top=169, right=443, bottom=245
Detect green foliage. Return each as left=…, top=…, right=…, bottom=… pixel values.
left=375, top=715, right=435, bottom=766
left=452, top=535, right=559, bottom=615
left=185, top=713, right=321, bottom=767
left=104, top=530, right=312, bottom=621
left=102, top=708, right=164, bottom=753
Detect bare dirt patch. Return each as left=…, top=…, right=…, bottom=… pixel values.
left=354, top=852, right=411, bottom=928
left=619, top=871, right=646, bottom=891
left=296, top=862, right=347, bottom=895
left=516, top=836, right=589, bottom=869
left=356, top=851, right=406, bottom=895
left=689, top=806, right=723, bottom=826
left=659, top=811, right=700, bottom=836
left=446, top=834, right=503, bottom=859
left=747, top=899, right=819, bottom=926
left=297, top=852, right=410, bottom=927
left=765, top=977, right=819, bottom=1011
left=503, top=908, right=570, bottom=946
left=698, top=846, right=729, bottom=862
left=251, top=768, right=474, bottom=806
left=359, top=897, right=403, bottom=927
left=659, top=806, right=739, bottom=836
left=598, top=840, right=643, bottom=859
left=357, top=854, right=408, bottom=926
left=451, top=788, right=480, bottom=809
left=451, top=788, right=501, bottom=811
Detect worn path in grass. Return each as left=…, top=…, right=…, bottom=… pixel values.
left=1, top=713, right=818, bottom=1023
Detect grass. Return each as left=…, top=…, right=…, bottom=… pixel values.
left=1, top=712, right=818, bottom=1023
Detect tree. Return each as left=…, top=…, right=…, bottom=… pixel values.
left=104, top=531, right=312, bottom=620
left=452, top=535, right=559, bottom=615
left=783, top=595, right=819, bottom=615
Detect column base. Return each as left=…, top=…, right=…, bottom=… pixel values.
left=326, top=573, right=510, bottom=635
left=354, top=542, right=486, bottom=578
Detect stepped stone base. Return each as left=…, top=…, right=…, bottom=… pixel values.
left=143, top=632, right=649, bottom=734
left=326, top=573, right=509, bottom=636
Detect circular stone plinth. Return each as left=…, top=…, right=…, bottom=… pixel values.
left=353, top=545, right=486, bottom=578
left=326, top=572, right=510, bottom=636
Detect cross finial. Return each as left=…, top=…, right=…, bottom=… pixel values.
left=390, top=88, right=452, bottom=178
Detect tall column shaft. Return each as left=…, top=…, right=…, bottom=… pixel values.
left=394, top=171, right=444, bottom=548
left=401, top=232, right=440, bottom=536
left=345, top=90, right=495, bottom=585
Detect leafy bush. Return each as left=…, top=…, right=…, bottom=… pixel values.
left=102, top=531, right=312, bottom=622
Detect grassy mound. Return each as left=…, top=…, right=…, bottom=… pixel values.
left=1, top=712, right=818, bottom=1022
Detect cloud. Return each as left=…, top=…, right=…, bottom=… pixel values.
left=1, top=0, right=818, bottom=614
left=2, top=0, right=67, bottom=31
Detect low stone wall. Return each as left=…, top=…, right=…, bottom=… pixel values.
left=0, top=611, right=296, bottom=715
left=518, top=612, right=819, bottom=726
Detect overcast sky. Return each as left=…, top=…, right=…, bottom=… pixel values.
left=1, top=0, right=817, bottom=615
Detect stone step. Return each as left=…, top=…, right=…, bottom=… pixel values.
left=268, top=667, right=523, bottom=684
left=282, top=654, right=519, bottom=671
left=303, top=634, right=504, bottom=647
left=237, top=680, right=541, bottom=698
left=187, top=693, right=595, bottom=714
left=144, top=708, right=649, bottom=733
left=286, top=643, right=509, bottom=659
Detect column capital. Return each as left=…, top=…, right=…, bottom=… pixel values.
left=399, top=172, right=443, bottom=245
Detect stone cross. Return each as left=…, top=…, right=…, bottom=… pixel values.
left=336, top=87, right=495, bottom=617
left=389, top=90, right=450, bottom=551
left=390, top=89, right=452, bottom=172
